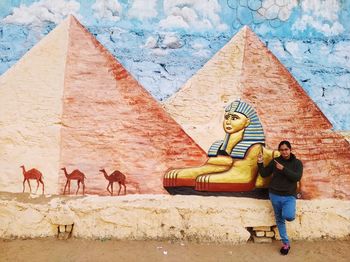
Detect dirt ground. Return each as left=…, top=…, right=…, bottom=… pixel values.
left=0, top=238, right=349, bottom=262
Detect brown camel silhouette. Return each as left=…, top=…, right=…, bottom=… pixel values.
left=61, top=167, right=86, bottom=195
left=99, top=169, right=126, bottom=196
left=20, top=165, right=44, bottom=194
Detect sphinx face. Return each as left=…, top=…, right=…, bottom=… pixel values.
left=223, top=112, right=250, bottom=134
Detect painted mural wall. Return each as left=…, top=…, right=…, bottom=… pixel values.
left=0, top=1, right=349, bottom=199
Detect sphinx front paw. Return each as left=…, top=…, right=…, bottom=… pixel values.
left=163, top=169, right=197, bottom=187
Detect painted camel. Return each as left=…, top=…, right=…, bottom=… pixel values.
left=99, top=169, right=126, bottom=196
left=20, top=165, right=44, bottom=194
left=164, top=100, right=279, bottom=192
left=61, top=167, right=86, bottom=195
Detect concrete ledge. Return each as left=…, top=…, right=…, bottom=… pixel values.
left=0, top=193, right=349, bottom=243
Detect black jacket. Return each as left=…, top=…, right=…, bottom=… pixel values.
left=257, top=153, right=303, bottom=196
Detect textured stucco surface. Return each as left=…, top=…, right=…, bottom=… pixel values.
left=0, top=193, right=349, bottom=243
left=0, top=19, right=69, bottom=194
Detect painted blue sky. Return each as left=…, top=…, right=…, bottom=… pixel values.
left=0, top=0, right=350, bottom=129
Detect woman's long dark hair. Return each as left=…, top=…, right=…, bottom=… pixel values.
left=278, top=140, right=291, bottom=150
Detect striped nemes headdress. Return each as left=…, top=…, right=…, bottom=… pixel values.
left=208, top=100, right=265, bottom=159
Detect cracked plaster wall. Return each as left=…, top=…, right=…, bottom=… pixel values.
left=0, top=194, right=349, bottom=243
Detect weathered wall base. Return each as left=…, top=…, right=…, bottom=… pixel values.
left=0, top=193, right=349, bottom=243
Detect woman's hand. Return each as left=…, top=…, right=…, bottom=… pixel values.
left=274, top=160, right=284, bottom=170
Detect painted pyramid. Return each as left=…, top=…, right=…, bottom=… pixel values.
left=164, top=26, right=350, bottom=200
left=0, top=16, right=207, bottom=195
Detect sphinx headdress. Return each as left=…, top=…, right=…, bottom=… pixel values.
left=208, top=100, right=265, bottom=159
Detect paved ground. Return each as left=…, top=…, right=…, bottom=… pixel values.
left=0, top=238, right=349, bottom=262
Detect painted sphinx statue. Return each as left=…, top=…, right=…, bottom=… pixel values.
left=163, top=100, right=279, bottom=192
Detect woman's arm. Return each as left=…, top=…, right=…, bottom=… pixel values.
left=283, top=160, right=303, bottom=182
left=257, top=160, right=274, bottom=177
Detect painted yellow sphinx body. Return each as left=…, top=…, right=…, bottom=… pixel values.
left=164, top=104, right=279, bottom=188
left=165, top=133, right=278, bottom=187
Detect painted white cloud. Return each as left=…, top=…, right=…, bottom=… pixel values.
left=129, top=0, right=158, bottom=20
left=162, top=34, right=182, bottom=49
left=92, top=0, right=122, bottom=22
left=159, top=0, right=228, bottom=31
left=190, top=39, right=210, bottom=57
left=2, top=0, right=80, bottom=25
left=159, top=15, right=190, bottom=29
left=193, top=49, right=211, bottom=58
left=191, top=42, right=206, bottom=50
left=300, top=0, right=340, bottom=21
left=292, top=0, right=344, bottom=36
left=151, top=48, right=168, bottom=56
left=144, top=33, right=182, bottom=49
left=144, top=36, right=158, bottom=49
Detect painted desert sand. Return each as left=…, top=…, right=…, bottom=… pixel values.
left=0, top=238, right=349, bottom=262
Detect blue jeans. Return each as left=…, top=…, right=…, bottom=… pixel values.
left=269, top=193, right=296, bottom=245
